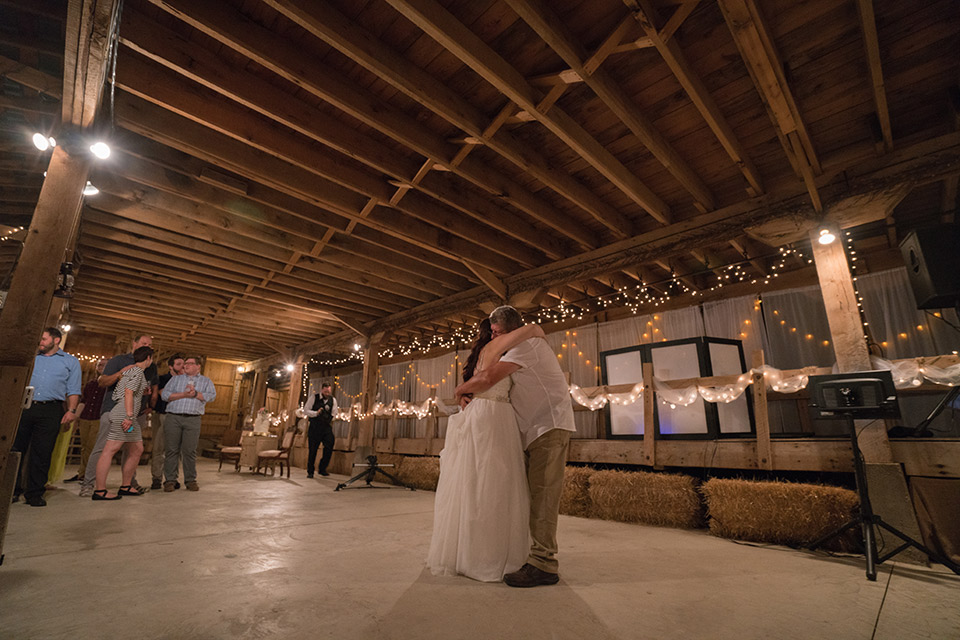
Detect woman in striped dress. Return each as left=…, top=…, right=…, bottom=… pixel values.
left=93, top=346, right=154, bottom=501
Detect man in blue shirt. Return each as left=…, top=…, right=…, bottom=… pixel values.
left=13, top=327, right=82, bottom=507
left=160, top=355, right=216, bottom=492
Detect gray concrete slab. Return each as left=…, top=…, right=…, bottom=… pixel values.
left=1, top=459, right=958, bottom=639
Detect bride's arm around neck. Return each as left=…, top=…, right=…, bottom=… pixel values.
left=480, top=323, right=545, bottom=365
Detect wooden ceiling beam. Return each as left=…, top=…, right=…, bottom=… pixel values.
left=115, top=92, right=520, bottom=277
left=625, top=0, right=763, bottom=197
left=0, top=0, right=65, bottom=22
left=717, top=0, right=822, bottom=211
left=508, top=0, right=713, bottom=213
left=114, top=52, right=543, bottom=271
left=0, top=94, right=60, bottom=116
left=267, top=0, right=639, bottom=239
left=386, top=0, right=666, bottom=228
left=855, top=0, right=893, bottom=153
left=124, top=3, right=593, bottom=252
left=111, top=133, right=473, bottom=291
left=0, top=55, right=62, bottom=99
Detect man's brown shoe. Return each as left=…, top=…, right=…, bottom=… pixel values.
left=186, top=481, right=199, bottom=491
left=503, top=563, right=560, bottom=588
left=163, top=482, right=177, bottom=492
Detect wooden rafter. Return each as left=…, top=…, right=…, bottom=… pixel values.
left=717, top=0, right=822, bottom=210
left=383, top=0, right=667, bottom=228
left=855, top=0, right=893, bottom=152
left=507, top=0, right=714, bottom=212
left=625, top=0, right=764, bottom=197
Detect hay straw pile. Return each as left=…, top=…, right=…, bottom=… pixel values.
left=371, top=453, right=405, bottom=485
left=701, top=478, right=859, bottom=550
left=326, top=451, right=352, bottom=476
left=397, top=456, right=440, bottom=491
left=589, top=469, right=702, bottom=529
left=560, top=466, right=595, bottom=518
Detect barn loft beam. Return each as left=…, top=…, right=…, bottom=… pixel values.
left=113, top=53, right=549, bottom=270
left=114, top=92, right=521, bottom=277
left=625, top=0, right=764, bottom=196
left=117, top=14, right=570, bottom=263
left=385, top=0, right=667, bottom=228
left=255, top=0, right=634, bottom=242
left=122, top=4, right=594, bottom=253
left=717, top=0, right=822, bottom=211
left=855, top=0, right=893, bottom=153
left=507, top=0, right=715, bottom=212
left=0, top=54, right=62, bottom=99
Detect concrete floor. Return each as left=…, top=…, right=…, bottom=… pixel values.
left=1, top=459, right=958, bottom=640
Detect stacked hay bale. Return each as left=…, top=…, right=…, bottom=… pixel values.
left=327, top=451, right=352, bottom=476
left=701, top=478, right=859, bottom=550
left=372, top=453, right=405, bottom=485
left=397, top=455, right=440, bottom=491
left=560, top=466, right=595, bottom=518
left=589, top=469, right=702, bottom=529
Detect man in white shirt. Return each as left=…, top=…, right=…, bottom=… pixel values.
left=455, top=305, right=576, bottom=587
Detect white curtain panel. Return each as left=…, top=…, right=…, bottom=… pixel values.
left=597, top=316, right=643, bottom=353
left=702, top=294, right=768, bottom=366
left=761, top=285, right=836, bottom=369
left=379, top=361, right=415, bottom=437
left=858, top=267, right=960, bottom=358
left=332, top=370, right=361, bottom=438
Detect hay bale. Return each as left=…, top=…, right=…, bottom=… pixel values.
left=371, top=453, right=405, bottom=485
left=327, top=451, right=352, bottom=476
left=560, top=466, right=594, bottom=518
left=589, top=469, right=702, bottom=529
left=397, top=456, right=440, bottom=491
left=701, top=478, right=859, bottom=550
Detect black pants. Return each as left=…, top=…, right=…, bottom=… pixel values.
left=13, top=402, right=62, bottom=500
left=307, top=422, right=334, bottom=473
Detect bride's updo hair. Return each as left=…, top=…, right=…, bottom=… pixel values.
left=462, top=318, right=493, bottom=382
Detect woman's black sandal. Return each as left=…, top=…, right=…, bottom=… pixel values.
left=118, top=485, right=144, bottom=496
left=92, top=489, right=121, bottom=501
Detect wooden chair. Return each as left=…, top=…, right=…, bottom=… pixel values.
left=218, top=429, right=243, bottom=472
left=255, top=428, right=296, bottom=477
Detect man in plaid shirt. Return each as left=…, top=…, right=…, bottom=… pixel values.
left=159, top=355, right=216, bottom=492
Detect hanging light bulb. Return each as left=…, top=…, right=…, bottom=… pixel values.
left=82, top=181, right=99, bottom=196
left=818, top=228, right=836, bottom=245
left=89, top=141, right=111, bottom=159
left=32, top=133, right=50, bottom=151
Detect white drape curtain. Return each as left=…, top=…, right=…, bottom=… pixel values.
left=378, top=361, right=414, bottom=437
left=760, top=285, right=836, bottom=369
left=332, top=370, right=361, bottom=438
left=413, top=352, right=459, bottom=438
left=702, top=294, right=768, bottom=366
left=858, top=267, right=960, bottom=358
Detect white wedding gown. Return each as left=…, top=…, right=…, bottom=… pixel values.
left=426, top=375, right=530, bottom=582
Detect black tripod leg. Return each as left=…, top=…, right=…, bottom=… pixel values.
left=809, top=517, right=861, bottom=551
left=874, top=518, right=960, bottom=574
left=335, top=467, right=376, bottom=491
left=862, top=518, right=878, bottom=581
left=374, top=468, right=414, bottom=490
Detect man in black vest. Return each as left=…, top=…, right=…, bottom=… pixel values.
left=305, top=383, right=338, bottom=478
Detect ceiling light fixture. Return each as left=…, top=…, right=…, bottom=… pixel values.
left=89, top=141, right=111, bottom=159
left=818, top=228, right=836, bottom=245
left=82, top=181, right=99, bottom=196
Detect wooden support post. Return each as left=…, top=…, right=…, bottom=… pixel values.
left=355, top=333, right=383, bottom=451
left=751, top=349, right=773, bottom=470
left=0, top=146, right=90, bottom=500
left=809, top=222, right=892, bottom=462
left=284, top=357, right=304, bottom=427
left=250, top=370, right=268, bottom=417
left=811, top=223, right=924, bottom=562
left=229, top=369, right=243, bottom=430
left=424, top=386, right=438, bottom=455
left=642, top=362, right=657, bottom=468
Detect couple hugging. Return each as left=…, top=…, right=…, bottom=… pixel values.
left=427, top=305, right=576, bottom=587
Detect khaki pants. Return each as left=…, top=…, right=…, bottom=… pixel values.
left=150, top=413, right=166, bottom=482
left=524, top=428, right=571, bottom=574
left=76, top=418, right=100, bottom=479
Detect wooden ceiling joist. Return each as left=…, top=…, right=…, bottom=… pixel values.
left=385, top=0, right=667, bottom=228
left=855, top=0, right=893, bottom=152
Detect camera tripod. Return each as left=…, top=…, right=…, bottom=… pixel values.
left=809, top=416, right=960, bottom=581
left=334, top=454, right=415, bottom=492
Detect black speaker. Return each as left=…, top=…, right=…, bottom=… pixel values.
left=899, top=224, right=960, bottom=309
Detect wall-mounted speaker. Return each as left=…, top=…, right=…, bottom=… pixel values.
left=899, top=224, right=960, bottom=309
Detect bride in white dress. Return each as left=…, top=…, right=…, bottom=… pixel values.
left=426, top=319, right=546, bottom=582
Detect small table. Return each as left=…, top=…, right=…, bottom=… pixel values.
left=239, top=433, right=278, bottom=469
